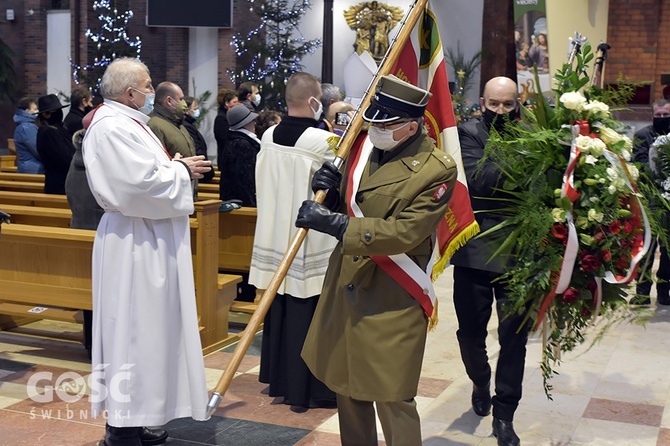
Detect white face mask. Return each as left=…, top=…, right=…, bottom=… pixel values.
left=193, top=109, right=201, bottom=119
left=131, top=88, right=155, bottom=115
left=252, top=93, right=261, bottom=106
left=309, top=96, right=323, bottom=121
left=368, top=122, right=411, bottom=151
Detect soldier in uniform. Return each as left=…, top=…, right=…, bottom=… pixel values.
left=296, top=75, right=458, bottom=446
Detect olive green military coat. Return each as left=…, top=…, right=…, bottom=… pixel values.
left=302, top=133, right=457, bottom=402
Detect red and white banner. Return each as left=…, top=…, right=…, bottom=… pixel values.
left=390, top=2, right=479, bottom=279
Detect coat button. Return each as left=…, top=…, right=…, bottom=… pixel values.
left=356, top=192, right=364, bottom=203
left=347, top=284, right=354, bottom=291
left=364, top=232, right=372, bottom=241
left=353, top=255, right=360, bottom=262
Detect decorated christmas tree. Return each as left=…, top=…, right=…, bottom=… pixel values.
left=71, top=0, right=142, bottom=94
left=229, top=0, right=321, bottom=111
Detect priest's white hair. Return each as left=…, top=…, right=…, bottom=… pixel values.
left=100, top=57, right=150, bottom=99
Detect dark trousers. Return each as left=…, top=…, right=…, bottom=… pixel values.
left=453, top=266, right=530, bottom=421
left=636, top=239, right=670, bottom=300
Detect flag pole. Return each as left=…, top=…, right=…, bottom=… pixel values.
left=206, top=0, right=429, bottom=417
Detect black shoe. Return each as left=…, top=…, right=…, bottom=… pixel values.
left=140, top=427, right=168, bottom=445
left=492, top=417, right=520, bottom=446
left=471, top=383, right=491, bottom=416
left=104, top=424, right=142, bottom=446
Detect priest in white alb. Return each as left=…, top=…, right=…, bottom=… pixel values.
left=82, top=57, right=212, bottom=446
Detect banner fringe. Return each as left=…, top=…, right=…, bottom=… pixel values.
left=431, top=221, right=480, bottom=280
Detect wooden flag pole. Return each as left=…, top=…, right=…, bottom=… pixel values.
left=206, top=0, right=429, bottom=417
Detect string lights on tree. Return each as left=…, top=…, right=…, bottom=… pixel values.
left=228, top=0, right=321, bottom=110
left=71, top=0, right=142, bottom=94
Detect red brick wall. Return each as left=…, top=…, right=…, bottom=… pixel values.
left=605, top=0, right=666, bottom=101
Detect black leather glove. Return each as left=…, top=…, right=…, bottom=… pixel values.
left=0, top=210, right=10, bottom=226
left=296, top=200, right=349, bottom=240
left=311, top=161, right=342, bottom=194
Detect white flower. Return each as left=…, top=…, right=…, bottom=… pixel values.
left=607, top=184, right=617, bottom=194
left=551, top=208, right=566, bottom=223
left=583, top=100, right=611, bottom=116
left=590, top=138, right=606, bottom=157
left=585, top=155, right=598, bottom=165
left=598, top=126, right=623, bottom=146
left=621, top=149, right=631, bottom=162
left=589, top=196, right=600, bottom=203
left=560, top=92, right=587, bottom=111
left=606, top=167, right=619, bottom=181
left=587, top=208, right=604, bottom=222
left=622, top=136, right=633, bottom=151
left=627, top=163, right=639, bottom=181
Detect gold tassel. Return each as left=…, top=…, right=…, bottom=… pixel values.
left=428, top=297, right=439, bottom=331
left=431, top=221, right=480, bottom=280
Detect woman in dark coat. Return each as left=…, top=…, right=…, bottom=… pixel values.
left=36, top=94, right=75, bottom=195
left=219, top=105, right=260, bottom=207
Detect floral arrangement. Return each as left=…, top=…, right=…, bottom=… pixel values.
left=482, top=44, right=663, bottom=396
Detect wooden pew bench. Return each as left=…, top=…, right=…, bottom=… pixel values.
left=0, top=180, right=44, bottom=193
left=0, top=200, right=241, bottom=354
left=0, top=172, right=44, bottom=183
left=0, top=191, right=70, bottom=208
left=0, top=155, right=16, bottom=171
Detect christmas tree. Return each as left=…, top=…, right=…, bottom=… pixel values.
left=229, top=0, right=321, bottom=111
left=71, top=0, right=142, bottom=94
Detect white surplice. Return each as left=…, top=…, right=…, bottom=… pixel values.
left=82, top=100, right=208, bottom=426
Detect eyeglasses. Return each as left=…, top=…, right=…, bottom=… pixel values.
left=371, top=120, right=412, bottom=130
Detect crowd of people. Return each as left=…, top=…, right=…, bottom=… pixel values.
left=8, top=56, right=670, bottom=446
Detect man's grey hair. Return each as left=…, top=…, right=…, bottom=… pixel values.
left=321, top=83, right=344, bottom=106
left=99, top=57, right=150, bottom=99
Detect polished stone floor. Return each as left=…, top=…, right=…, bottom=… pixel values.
left=0, top=270, right=669, bottom=445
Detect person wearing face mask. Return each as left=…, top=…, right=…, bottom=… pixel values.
left=449, top=76, right=527, bottom=446
left=13, top=97, right=43, bottom=174
left=633, top=98, right=670, bottom=305
left=35, top=94, right=75, bottom=194
left=147, top=81, right=196, bottom=159
left=248, top=72, right=337, bottom=412
left=82, top=57, right=211, bottom=446
left=183, top=96, right=214, bottom=183
left=63, top=87, right=94, bottom=136
left=237, top=81, right=261, bottom=112
left=296, top=74, right=457, bottom=445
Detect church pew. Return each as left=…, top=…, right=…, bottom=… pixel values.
left=0, top=172, right=44, bottom=183
left=0, top=200, right=241, bottom=355
left=0, top=191, right=70, bottom=208
left=0, top=190, right=256, bottom=274
left=0, top=180, right=44, bottom=193
left=198, top=182, right=219, bottom=194
left=0, top=155, right=16, bottom=170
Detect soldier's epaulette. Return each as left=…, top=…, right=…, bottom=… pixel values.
left=430, top=149, right=455, bottom=169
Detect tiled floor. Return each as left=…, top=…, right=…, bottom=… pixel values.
left=1, top=270, right=670, bottom=445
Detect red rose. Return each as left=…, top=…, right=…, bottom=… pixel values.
left=594, top=230, right=606, bottom=244
left=580, top=253, right=601, bottom=272
left=600, top=249, right=612, bottom=262
left=608, top=221, right=621, bottom=235
left=623, top=220, right=634, bottom=235
left=551, top=224, right=568, bottom=240
left=617, top=256, right=629, bottom=271
left=582, top=307, right=592, bottom=319
left=562, top=287, right=580, bottom=304
left=620, top=239, right=631, bottom=250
